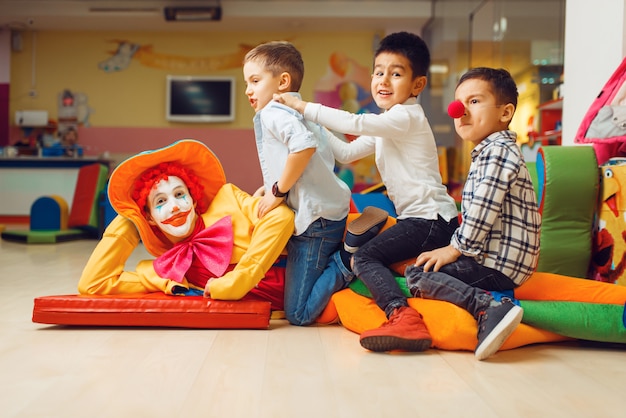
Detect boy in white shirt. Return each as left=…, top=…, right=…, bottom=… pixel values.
left=276, top=32, right=458, bottom=350
left=244, top=41, right=385, bottom=326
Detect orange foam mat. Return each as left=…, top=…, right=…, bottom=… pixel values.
left=33, top=294, right=271, bottom=329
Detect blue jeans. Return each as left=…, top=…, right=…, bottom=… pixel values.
left=352, top=216, right=458, bottom=318
left=404, top=257, right=517, bottom=319
left=285, top=217, right=353, bottom=326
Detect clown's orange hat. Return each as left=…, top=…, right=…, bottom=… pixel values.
left=108, top=139, right=226, bottom=255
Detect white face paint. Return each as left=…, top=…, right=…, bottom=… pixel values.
left=147, top=176, right=197, bottom=240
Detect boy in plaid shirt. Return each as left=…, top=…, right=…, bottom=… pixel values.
left=401, top=67, right=540, bottom=360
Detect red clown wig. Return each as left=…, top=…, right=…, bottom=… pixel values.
left=131, top=162, right=207, bottom=217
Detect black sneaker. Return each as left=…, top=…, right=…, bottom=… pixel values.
left=344, top=206, right=389, bottom=253
left=475, top=298, right=523, bottom=361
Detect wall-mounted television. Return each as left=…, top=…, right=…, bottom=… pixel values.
left=166, top=75, right=235, bottom=123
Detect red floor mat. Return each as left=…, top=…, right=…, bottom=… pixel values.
left=33, top=293, right=271, bottom=329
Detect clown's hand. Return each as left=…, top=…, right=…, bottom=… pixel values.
left=172, top=286, right=204, bottom=297
left=204, top=278, right=218, bottom=298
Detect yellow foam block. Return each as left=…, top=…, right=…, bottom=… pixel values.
left=49, top=195, right=69, bottom=230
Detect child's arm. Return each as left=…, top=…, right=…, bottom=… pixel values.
left=275, top=93, right=415, bottom=137
left=257, top=147, right=316, bottom=218
left=324, top=127, right=376, bottom=164
left=416, top=142, right=524, bottom=272
left=276, top=94, right=375, bottom=163
left=421, top=142, right=521, bottom=273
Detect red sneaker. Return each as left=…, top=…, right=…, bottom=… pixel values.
left=359, top=306, right=432, bottom=352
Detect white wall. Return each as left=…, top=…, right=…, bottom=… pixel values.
left=561, top=0, right=626, bottom=145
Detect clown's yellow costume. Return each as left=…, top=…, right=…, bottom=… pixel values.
left=77, top=140, right=294, bottom=307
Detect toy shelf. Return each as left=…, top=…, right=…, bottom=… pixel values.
left=537, top=98, right=563, bottom=145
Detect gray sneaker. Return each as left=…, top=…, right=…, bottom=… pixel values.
left=475, top=298, right=523, bottom=361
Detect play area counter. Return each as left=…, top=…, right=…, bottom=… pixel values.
left=0, top=156, right=111, bottom=219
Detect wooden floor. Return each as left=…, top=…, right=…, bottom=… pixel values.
left=1, top=234, right=626, bottom=418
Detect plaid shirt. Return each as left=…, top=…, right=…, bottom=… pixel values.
left=451, top=130, right=541, bottom=285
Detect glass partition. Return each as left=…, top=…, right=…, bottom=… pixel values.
left=422, top=0, right=565, bottom=187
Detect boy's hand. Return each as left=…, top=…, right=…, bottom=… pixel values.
left=257, top=193, right=284, bottom=218
left=415, top=245, right=461, bottom=272
left=252, top=185, right=265, bottom=197
left=273, top=93, right=307, bottom=114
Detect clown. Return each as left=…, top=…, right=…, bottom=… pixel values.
left=78, top=140, right=294, bottom=310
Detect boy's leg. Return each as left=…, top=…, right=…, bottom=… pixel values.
left=405, top=264, right=523, bottom=360
left=353, top=217, right=457, bottom=317
left=284, top=218, right=348, bottom=326
left=405, top=265, right=494, bottom=318
left=354, top=217, right=457, bottom=352
left=358, top=305, right=432, bottom=352
left=435, top=255, right=519, bottom=293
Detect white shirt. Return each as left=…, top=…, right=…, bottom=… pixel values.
left=254, top=98, right=351, bottom=235
left=303, top=97, right=458, bottom=221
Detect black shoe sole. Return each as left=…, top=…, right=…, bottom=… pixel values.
left=360, top=335, right=432, bottom=352
left=344, top=207, right=389, bottom=253
left=347, top=206, right=389, bottom=235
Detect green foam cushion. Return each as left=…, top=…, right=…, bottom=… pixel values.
left=520, top=300, right=626, bottom=343
left=535, top=146, right=599, bottom=278
left=1, top=229, right=92, bottom=244
left=349, top=276, right=411, bottom=298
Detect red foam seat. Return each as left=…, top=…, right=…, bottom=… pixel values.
left=33, top=293, right=271, bottom=329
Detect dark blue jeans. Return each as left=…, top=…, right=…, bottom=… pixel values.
left=352, top=216, right=458, bottom=318
left=285, top=217, right=352, bottom=326
left=405, top=257, right=517, bottom=319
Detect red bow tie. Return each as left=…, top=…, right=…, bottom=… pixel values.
left=153, top=215, right=234, bottom=283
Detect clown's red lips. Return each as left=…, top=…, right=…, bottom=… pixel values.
left=162, top=210, right=191, bottom=227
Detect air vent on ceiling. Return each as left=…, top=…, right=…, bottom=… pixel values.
left=163, top=6, right=222, bottom=22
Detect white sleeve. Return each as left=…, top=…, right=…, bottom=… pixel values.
left=304, top=102, right=412, bottom=137
left=324, top=128, right=376, bottom=164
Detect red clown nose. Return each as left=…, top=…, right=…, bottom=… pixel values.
left=447, top=100, right=465, bottom=118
